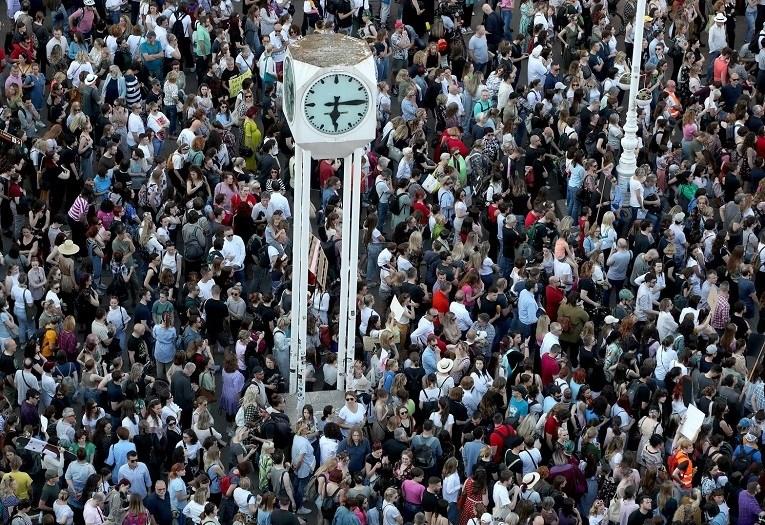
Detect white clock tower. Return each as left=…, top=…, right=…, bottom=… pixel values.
left=284, top=33, right=378, bottom=409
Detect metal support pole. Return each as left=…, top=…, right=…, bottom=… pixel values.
left=289, top=146, right=311, bottom=412
left=616, top=0, right=647, bottom=199
left=344, top=149, right=363, bottom=381
left=337, top=154, right=354, bottom=392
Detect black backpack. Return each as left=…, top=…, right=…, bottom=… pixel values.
left=183, top=225, right=205, bottom=261
left=368, top=178, right=381, bottom=206
left=389, top=192, right=403, bottom=215
left=172, top=12, right=186, bottom=39
left=412, top=436, right=435, bottom=468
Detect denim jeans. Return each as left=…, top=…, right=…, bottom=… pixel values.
left=566, top=185, right=581, bottom=219
left=500, top=8, right=513, bottom=40
left=748, top=8, right=757, bottom=43
left=152, top=137, right=164, bottom=158
left=14, top=309, right=33, bottom=344
left=295, top=475, right=310, bottom=508
left=380, top=1, right=391, bottom=27
left=91, top=255, right=102, bottom=287
left=367, top=242, right=384, bottom=285
left=164, top=104, right=178, bottom=136
left=376, top=56, right=390, bottom=82
left=377, top=201, right=389, bottom=233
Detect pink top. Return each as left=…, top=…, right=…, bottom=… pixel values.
left=682, top=123, right=697, bottom=141
left=401, top=478, right=426, bottom=504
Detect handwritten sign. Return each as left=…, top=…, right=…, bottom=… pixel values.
left=229, top=70, right=253, bottom=98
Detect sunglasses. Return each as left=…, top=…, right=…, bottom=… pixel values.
left=346, top=398, right=355, bottom=401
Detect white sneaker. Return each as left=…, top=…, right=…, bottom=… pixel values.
left=297, top=507, right=312, bottom=515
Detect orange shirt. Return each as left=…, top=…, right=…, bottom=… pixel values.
left=713, top=57, right=729, bottom=85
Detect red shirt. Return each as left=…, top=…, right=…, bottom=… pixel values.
left=544, top=285, right=565, bottom=322
left=756, top=135, right=765, bottom=158
left=525, top=210, right=542, bottom=229
left=319, top=160, right=336, bottom=188
left=543, top=414, right=560, bottom=440
left=540, top=353, right=560, bottom=386
left=432, top=289, right=450, bottom=314
left=713, top=56, right=729, bottom=85
left=488, top=424, right=516, bottom=463
left=230, top=193, right=257, bottom=214
left=412, top=200, right=431, bottom=225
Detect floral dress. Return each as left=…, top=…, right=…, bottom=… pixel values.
left=519, top=0, right=534, bottom=40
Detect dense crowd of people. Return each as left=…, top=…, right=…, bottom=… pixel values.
left=0, top=0, right=764, bottom=524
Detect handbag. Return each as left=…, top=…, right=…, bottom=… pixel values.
left=422, top=173, right=441, bottom=194
left=239, top=146, right=253, bottom=157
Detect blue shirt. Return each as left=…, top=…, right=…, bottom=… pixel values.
left=152, top=325, right=177, bottom=364
left=462, top=440, right=484, bottom=477
left=401, top=98, right=417, bottom=122
left=422, top=346, right=438, bottom=375
left=140, top=40, right=163, bottom=72
left=168, top=477, right=187, bottom=512
left=117, top=462, right=152, bottom=498
left=568, top=163, right=586, bottom=189
left=518, top=288, right=538, bottom=325
left=105, top=439, right=136, bottom=484
left=291, top=435, right=316, bottom=479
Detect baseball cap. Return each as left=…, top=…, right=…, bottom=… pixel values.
left=739, top=417, right=752, bottom=429
left=604, top=315, right=619, bottom=325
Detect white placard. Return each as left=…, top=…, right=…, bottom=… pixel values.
left=390, top=295, right=405, bottom=322
left=678, top=404, right=705, bottom=442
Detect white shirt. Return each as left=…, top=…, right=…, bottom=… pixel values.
left=539, top=332, right=559, bottom=357
left=154, top=25, right=169, bottom=48
left=519, top=448, right=542, bottom=474
left=628, top=177, right=644, bottom=207
left=319, top=435, right=339, bottom=464
left=708, top=23, right=727, bottom=54
left=657, top=311, right=679, bottom=342
left=269, top=191, right=291, bottom=219
left=222, top=234, right=246, bottom=269
left=527, top=55, right=549, bottom=84
left=337, top=404, right=365, bottom=436
left=410, top=317, right=434, bottom=348
left=127, top=113, right=145, bottom=147
left=493, top=482, right=512, bottom=514
left=15, top=370, right=39, bottom=405
left=449, top=302, right=473, bottom=332
left=654, top=344, right=678, bottom=381
left=446, top=92, right=464, bottom=116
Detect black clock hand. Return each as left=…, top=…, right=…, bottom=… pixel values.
left=323, top=99, right=368, bottom=106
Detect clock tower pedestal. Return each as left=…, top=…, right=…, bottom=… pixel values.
left=283, top=33, right=378, bottom=410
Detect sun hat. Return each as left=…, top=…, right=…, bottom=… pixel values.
left=83, top=0, right=95, bottom=5
left=673, top=212, right=685, bottom=223
left=437, top=358, right=454, bottom=374
left=522, top=472, right=541, bottom=489
left=58, top=240, right=79, bottom=256
left=714, top=13, right=727, bottom=23
left=84, top=73, right=97, bottom=86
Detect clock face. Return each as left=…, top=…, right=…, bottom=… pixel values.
left=303, top=72, right=370, bottom=135
left=283, top=56, right=295, bottom=122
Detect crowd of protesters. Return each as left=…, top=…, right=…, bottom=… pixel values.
left=0, top=0, right=765, bottom=524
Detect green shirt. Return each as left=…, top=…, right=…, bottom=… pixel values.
left=194, top=24, right=211, bottom=57
left=39, top=482, right=59, bottom=509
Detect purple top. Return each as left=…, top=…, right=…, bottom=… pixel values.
left=220, top=369, right=245, bottom=416
left=739, top=490, right=762, bottom=525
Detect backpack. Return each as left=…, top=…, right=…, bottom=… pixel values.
left=122, top=512, right=149, bottom=525
left=626, top=380, right=641, bottom=407
left=732, top=446, right=758, bottom=474
left=219, top=474, right=233, bottom=496
left=55, top=364, right=77, bottom=398
left=389, top=192, right=404, bottom=215
left=421, top=390, right=439, bottom=415
left=184, top=225, right=205, bottom=260
left=321, top=483, right=342, bottom=519
left=584, top=132, right=598, bottom=157
left=368, top=178, right=381, bottom=206
left=412, top=436, right=435, bottom=468
left=258, top=244, right=272, bottom=268
left=172, top=12, right=187, bottom=39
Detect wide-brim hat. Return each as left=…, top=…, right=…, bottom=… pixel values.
left=714, top=13, right=727, bottom=23
left=437, top=358, right=454, bottom=374
left=58, top=240, right=79, bottom=256
left=522, top=472, right=541, bottom=489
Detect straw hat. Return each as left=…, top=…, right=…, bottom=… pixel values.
left=58, top=240, right=79, bottom=256
left=437, top=358, right=454, bottom=374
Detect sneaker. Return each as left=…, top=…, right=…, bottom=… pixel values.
left=297, top=507, right=312, bottom=515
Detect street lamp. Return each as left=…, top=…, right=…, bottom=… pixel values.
left=616, top=0, right=648, bottom=198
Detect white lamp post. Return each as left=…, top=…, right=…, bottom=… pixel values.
left=616, top=0, right=648, bottom=198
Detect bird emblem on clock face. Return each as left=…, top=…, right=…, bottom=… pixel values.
left=303, top=73, right=370, bottom=135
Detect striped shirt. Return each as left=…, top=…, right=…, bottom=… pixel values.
left=68, top=196, right=88, bottom=222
